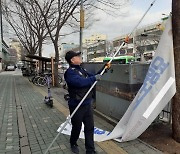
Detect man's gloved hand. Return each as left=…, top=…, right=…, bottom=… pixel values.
left=103, top=62, right=111, bottom=74
left=95, top=74, right=102, bottom=81
left=105, top=62, right=111, bottom=70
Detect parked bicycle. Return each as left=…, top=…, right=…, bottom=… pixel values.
left=38, top=74, right=62, bottom=86
left=27, top=71, right=63, bottom=87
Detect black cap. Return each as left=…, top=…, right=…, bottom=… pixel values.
left=65, top=51, right=81, bottom=64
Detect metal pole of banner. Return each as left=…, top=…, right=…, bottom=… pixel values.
left=44, top=0, right=157, bottom=153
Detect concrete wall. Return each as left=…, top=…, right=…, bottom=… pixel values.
left=82, top=63, right=150, bottom=120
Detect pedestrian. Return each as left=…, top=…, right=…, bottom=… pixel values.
left=64, top=51, right=110, bottom=154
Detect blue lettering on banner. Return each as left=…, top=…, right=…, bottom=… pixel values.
left=133, top=56, right=169, bottom=110
left=93, top=127, right=111, bottom=136
left=94, top=127, right=106, bottom=135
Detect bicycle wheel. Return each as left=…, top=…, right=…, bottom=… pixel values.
left=32, top=76, right=41, bottom=85
left=38, top=77, right=47, bottom=86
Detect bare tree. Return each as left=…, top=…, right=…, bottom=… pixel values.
left=2, top=0, right=50, bottom=56
left=172, top=0, right=180, bottom=143
left=32, top=0, right=80, bottom=86
left=33, top=0, right=129, bottom=86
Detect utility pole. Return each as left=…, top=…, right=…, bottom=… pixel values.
left=172, top=0, right=180, bottom=142
left=79, top=0, right=84, bottom=53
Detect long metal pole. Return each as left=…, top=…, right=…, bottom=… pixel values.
left=44, top=1, right=157, bottom=153
left=128, top=0, right=156, bottom=37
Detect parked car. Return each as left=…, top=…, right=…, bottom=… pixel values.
left=5, top=65, right=15, bottom=71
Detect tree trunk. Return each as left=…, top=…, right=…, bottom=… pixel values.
left=38, top=40, right=43, bottom=73
left=172, top=0, right=180, bottom=143
left=54, top=43, right=60, bottom=87
left=38, top=42, right=42, bottom=57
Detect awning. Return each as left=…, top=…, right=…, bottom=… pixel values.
left=26, top=55, right=53, bottom=62
left=21, top=59, right=36, bottom=63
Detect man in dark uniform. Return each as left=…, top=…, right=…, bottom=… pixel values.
left=64, top=51, right=110, bottom=154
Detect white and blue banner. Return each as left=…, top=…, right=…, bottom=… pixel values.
left=57, top=116, right=111, bottom=141
left=58, top=17, right=176, bottom=142
left=100, top=16, right=176, bottom=142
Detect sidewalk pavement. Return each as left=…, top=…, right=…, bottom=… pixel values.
left=0, top=73, right=163, bottom=154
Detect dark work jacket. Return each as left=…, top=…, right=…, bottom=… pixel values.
left=64, top=64, right=97, bottom=107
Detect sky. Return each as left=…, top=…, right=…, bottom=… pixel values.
left=42, top=0, right=172, bottom=57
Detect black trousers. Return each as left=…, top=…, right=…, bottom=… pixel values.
left=69, top=104, right=95, bottom=152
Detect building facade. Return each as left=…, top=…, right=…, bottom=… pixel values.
left=0, top=41, right=10, bottom=70
left=8, top=48, right=18, bottom=63
left=82, top=34, right=115, bottom=62
left=83, top=34, right=107, bottom=46
left=87, top=40, right=111, bottom=62
left=112, top=19, right=166, bottom=60
left=9, top=39, right=23, bottom=61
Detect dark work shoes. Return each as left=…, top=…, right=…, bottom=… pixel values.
left=71, top=144, right=79, bottom=154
